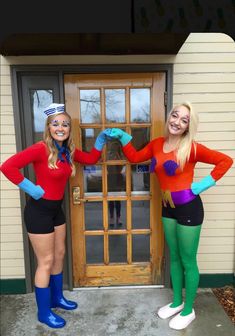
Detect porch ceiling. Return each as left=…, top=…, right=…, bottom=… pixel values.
left=0, top=33, right=189, bottom=56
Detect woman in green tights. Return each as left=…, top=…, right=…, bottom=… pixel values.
left=106, top=102, right=233, bottom=330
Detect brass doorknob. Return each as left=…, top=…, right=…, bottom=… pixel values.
left=72, top=186, right=82, bottom=205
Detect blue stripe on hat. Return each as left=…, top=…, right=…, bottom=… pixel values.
left=44, top=103, right=65, bottom=116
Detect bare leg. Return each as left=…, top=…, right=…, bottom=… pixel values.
left=51, top=224, right=66, bottom=275
left=28, top=232, right=55, bottom=287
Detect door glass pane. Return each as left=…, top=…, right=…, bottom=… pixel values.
left=30, top=89, right=53, bottom=132
left=107, top=165, right=126, bottom=194
left=132, top=201, right=150, bottom=229
left=131, top=127, right=150, bottom=150
left=106, top=140, right=124, bottom=160
left=80, top=89, right=101, bottom=123
left=81, top=128, right=103, bottom=152
left=130, top=88, right=150, bottom=123
left=108, top=201, right=126, bottom=229
left=105, top=89, right=125, bottom=123
left=109, top=235, right=127, bottom=263
left=84, top=165, right=102, bottom=194
left=84, top=202, right=103, bottom=230
left=86, top=236, right=103, bottom=264
left=131, top=164, right=150, bottom=192
left=132, top=234, right=150, bottom=262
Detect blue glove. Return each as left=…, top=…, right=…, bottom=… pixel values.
left=109, top=128, right=132, bottom=146
left=18, top=178, right=45, bottom=200
left=191, top=175, right=216, bottom=195
left=94, top=129, right=112, bottom=151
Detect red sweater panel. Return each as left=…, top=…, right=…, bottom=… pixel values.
left=0, top=141, right=101, bottom=200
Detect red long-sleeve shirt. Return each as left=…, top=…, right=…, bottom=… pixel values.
left=122, top=137, right=233, bottom=192
left=0, top=141, right=101, bottom=200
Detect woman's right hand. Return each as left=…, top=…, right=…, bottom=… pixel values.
left=94, top=129, right=113, bottom=151
left=18, top=178, right=45, bottom=200
left=107, top=128, right=132, bottom=146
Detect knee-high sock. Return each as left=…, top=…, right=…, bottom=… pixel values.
left=162, top=217, right=184, bottom=307
left=177, top=224, right=202, bottom=315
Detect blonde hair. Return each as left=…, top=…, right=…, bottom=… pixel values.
left=43, top=112, right=76, bottom=176
left=164, top=102, right=199, bottom=169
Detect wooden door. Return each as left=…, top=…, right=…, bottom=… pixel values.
left=64, top=73, right=166, bottom=287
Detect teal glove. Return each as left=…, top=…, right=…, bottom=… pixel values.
left=109, top=128, right=132, bottom=146
left=191, top=175, right=216, bottom=195
left=103, top=128, right=115, bottom=140
left=94, top=129, right=112, bottom=151
left=18, top=178, right=45, bottom=200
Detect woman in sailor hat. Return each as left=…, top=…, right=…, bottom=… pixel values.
left=0, top=103, right=111, bottom=328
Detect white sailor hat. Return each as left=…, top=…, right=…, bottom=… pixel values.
left=44, top=103, right=65, bottom=117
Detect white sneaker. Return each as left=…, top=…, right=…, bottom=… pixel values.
left=169, top=309, right=196, bottom=330
left=157, top=302, right=184, bottom=319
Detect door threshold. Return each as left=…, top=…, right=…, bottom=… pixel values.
left=73, top=285, right=164, bottom=291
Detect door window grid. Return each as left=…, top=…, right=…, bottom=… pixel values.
left=81, top=85, right=152, bottom=265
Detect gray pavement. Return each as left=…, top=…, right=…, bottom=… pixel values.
left=0, top=287, right=234, bottom=336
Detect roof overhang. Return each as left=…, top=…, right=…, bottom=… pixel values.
left=0, top=33, right=189, bottom=56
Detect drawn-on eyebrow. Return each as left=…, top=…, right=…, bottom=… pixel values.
left=51, top=120, right=70, bottom=124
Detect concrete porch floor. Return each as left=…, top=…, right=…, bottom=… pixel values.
left=0, top=287, right=234, bottom=336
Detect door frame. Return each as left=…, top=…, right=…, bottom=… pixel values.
left=11, top=64, right=173, bottom=292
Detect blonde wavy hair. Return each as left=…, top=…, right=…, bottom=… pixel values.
left=164, top=102, right=199, bottom=170
left=43, top=112, right=76, bottom=176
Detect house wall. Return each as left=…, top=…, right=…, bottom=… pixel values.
left=0, top=33, right=234, bottom=289
left=174, top=33, right=235, bottom=274
left=1, top=59, right=25, bottom=281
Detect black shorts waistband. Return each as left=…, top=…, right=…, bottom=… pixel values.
left=29, top=197, right=63, bottom=210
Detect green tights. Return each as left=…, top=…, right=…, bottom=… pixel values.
left=162, top=217, right=202, bottom=316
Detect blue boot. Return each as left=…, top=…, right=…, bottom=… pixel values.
left=50, top=272, right=78, bottom=310
left=35, top=286, right=66, bottom=328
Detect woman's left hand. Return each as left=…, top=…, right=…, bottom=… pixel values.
left=191, top=175, right=216, bottom=195
left=106, top=128, right=132, bottom=146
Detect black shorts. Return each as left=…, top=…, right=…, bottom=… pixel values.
left=162, top=195, right=204, bottom=226
left=24, top=198, right=65, bottom=234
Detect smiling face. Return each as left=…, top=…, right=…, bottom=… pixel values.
left=48, top=113, right=71, bottom=146
left=167, top=105, right=190, bottom=137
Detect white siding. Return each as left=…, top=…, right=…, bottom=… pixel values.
left=0, top=32, right=234, bottom=280
left=0, top=57, right=25, bottom=279
left=173, top=33, right=235, bottom=274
